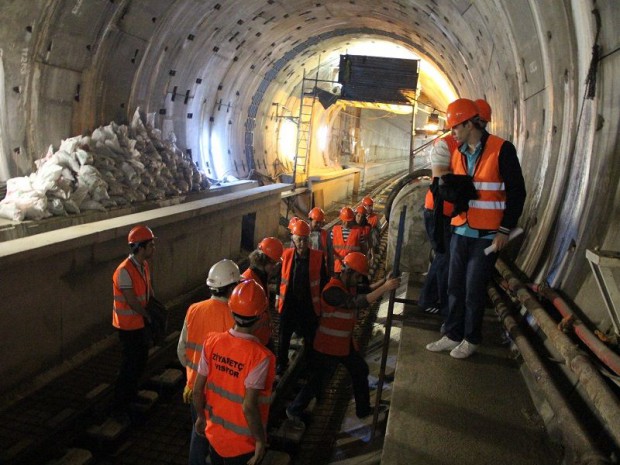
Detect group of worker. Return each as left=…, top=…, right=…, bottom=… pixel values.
left=421, top=97, right=526, bottom=359
left=110, top=196, right=399, bottom=465
left=108, top=93, right=527, bottom=463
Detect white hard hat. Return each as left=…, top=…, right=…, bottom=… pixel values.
left=206, top=259, right=241, bottom=289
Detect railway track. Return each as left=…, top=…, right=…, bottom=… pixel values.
left=0, top=170, right=423, bottom=465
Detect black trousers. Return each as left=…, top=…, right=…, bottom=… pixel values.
left=277, top=303, right=318, bottom=373
left=209, top=446, right=254, bottom=465
left=113, top=327, right=149, bottom=411
left=288, top=346, right=371, bottom=418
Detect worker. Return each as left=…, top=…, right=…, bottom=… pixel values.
left=177, top=258, right=241, bottom=465
left=242, top=237, right=284, bottom=348
left=330, top=206, right=365, bottom=274
left=287, top=216, right=300, bottom=247
left=111, top=225, right=157, bottom=422
left=426, top=98, right=525, bottom=359
left=286, top=252, right=400, bottom=422
left=308, top=207, right=328, bottom=256
left=362, top=196, right=380, bottom=255
left=419, top=133, right=459, bottom=319
left=277, top=219, right=329, bottom=377
left=420, top=99, right=492, bottom=321
left=193, top=279, right=275, bottom=465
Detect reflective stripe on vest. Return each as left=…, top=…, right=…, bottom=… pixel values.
left=313, top=278, right=356, bottom=357
left=450, top=134, right=507, bottom=231
left=278, top=248, right=323, bottom=316
left=112, top=257, right=150, bottom=330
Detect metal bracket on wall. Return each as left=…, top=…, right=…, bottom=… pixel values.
left=586, top=249, right=620, bottom=334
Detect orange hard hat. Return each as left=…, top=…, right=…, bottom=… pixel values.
left=308, top=207, right=325, bottom=222
left=475, top=99, right=492, bottom=122
left=355, top=205, right=367, bottom=215
left=362, top=196, right=374, bottom=207
left=258, top=237, right=284, bottom=262
left=128, top=225, right=155, bottom=244
left=287, top=216, right=300, bottom=230
left=339, top=207, right=355, bottom=222
left=228, top=279, right=268, bottom=318
left=446, top=98, right=478, bottom=129
left=343, top=252, right=369, bottom=276
left=291, top=219, right=311, bottom=237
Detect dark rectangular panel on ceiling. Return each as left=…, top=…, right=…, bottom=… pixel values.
left=338, top=54, right=419, bottom=104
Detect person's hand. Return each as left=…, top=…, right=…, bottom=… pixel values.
left=194, top=417, right=206, bottom=437
left=383, top=276, right=400, bottom=292
left=492, top=232, right=509, bottom=252
left=247, top=440, right=266, bottom=465
left=182, top=385, right=193, bottom=404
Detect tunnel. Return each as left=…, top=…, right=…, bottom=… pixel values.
left=0, top=0, right=619, bottom=464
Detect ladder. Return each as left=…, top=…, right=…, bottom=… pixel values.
left=293, top=68, right=318, bottom=185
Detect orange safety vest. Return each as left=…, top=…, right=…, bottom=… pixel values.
left=331, top=225, right=362, bottom=273
left=241, top=268, right=272, bottom=346
left=112, top=257, right=151, bottom=330
left=278, top=248, right=323, bottom=316
left=204, top=331, right=275, bottom=457
left=366, top=213, right=379, bottom=229
left=313, top=278, right=357, bottom=357
left=184, top=298, right=234, bottom=389
left=424, top=136, right=459, bottom=216
left=450, top=134, right=506, bottom=231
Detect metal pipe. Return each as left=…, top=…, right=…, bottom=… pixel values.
left=371, top=205, right=407, bottom=440
left=488, top=285, right=609, bottom=464
left=496, top=258, right=620, bottom=448
left=529, top=283, right=620, bottom=377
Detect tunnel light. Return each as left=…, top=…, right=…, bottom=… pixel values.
left=210, top=131, right=227, bottom=178
left=317, top=125, right=329, bottom=151
left=423, top=113, right=440, bottom=133
left=278, top=118, right=298, bottom=162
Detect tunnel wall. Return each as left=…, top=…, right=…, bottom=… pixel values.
left=0, top=183, right=287, bottom=396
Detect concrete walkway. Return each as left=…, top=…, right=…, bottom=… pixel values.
left=381, top=310, right=561, bottom=465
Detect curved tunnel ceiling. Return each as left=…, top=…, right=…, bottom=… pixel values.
left=1, top=0, right=618, bottom=310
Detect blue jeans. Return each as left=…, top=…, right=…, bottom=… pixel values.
left=444, top=234, right=498, bottom=345
left=419, top=209, right=452, bottom=319
left=189, top=403, right=209, bottom=465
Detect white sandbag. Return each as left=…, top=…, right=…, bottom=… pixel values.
left=109, top=195, right=129, bottom=206
left=69, top=185, right=89, bottom=207
left=75, top=148, right=93, bottom=166
left=91, top=184, right=110, bottom=202
left=48, top=198, right=67, bottom=216
left=62, top=198, right=81, bottom=214
left=0, top=201, right=25, bottom=221
left=59, top=136, right=82, bottom=155
left=5, top=177, right=33, bottom=197
left=31, top=164, right=63, bottom=193
left=80, top=199, right=106, bottom=212
left=99, top=198, right=118, bottom=209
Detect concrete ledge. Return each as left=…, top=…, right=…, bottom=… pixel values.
left=0, top=183, right=289, bottom=266
left=0, top=180, right=258, bottom=243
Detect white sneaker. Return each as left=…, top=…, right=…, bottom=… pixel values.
left=450, top=340, right=478, bottom=359
left=426, top=336, right=460, bottom=352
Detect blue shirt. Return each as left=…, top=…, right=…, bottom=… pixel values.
left=454, top=141, right=495, bottom=240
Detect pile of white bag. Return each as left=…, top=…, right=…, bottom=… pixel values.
left=0, top=109, right=209, bottom=222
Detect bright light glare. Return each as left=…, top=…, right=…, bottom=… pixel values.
left=278, top=119, right=298, bottom=162
left=317, top=125, right=329, bottom=151
left=210, top=131, right=227, bottom=178
left=423, top=123, right=440, bottom=133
